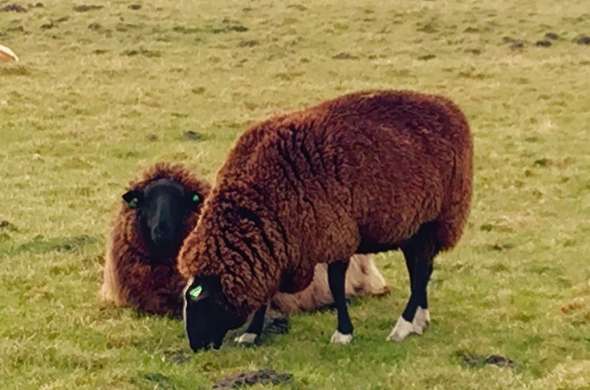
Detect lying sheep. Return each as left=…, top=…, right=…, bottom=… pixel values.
left=100, top=163, right=389, bottom=330
left=101, top=163, right=211, bottom=316
left=178, top=90, right=473, bottom=351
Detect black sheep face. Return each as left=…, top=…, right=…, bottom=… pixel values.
left=183, top=276, right=246, bottom=351
left=122, top=178, right=202, bottom=256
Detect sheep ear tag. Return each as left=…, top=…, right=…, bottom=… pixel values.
left=189, top=285, right=203, bottom=301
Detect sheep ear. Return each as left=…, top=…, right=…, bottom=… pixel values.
left=122, top=190, right=142, bottom=209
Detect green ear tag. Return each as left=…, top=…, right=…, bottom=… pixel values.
left=189, top=285, right=203, bottom=300
left=192, top=194, right=200, bottom=203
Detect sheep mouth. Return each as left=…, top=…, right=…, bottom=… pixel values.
left=189, top=337, right=224, bottom=352
left=150, top=231, right=178, bottom=245
left=148, top=237, right=182, bottom=257
left=186, top=320, right=228, bottom=352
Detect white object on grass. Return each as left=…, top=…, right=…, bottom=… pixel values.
left=0, top=45, right=19, bottom=63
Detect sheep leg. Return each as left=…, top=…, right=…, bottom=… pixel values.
left=234, top=304, right=267, bottom=346
left=387, top=256, right=432, bottom=342
left=328, top=259, right=354, bottom=344
left=413, top=262, right=433, bottom=331
left=388, top=225, right=437, bottom=342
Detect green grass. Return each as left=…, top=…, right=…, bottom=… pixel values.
left=1, top=0, right=590, bottom=388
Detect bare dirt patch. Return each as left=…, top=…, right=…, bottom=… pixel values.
left=73, top=4, right=103, bottom=12
left=1, top=3, right=27, bottom=12
left=213, top=369, right=293, bottom=389
left=457, top=351, right=515, bottom=368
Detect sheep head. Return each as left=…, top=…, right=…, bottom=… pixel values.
left=183, top=275, right=247, bottom=351
left=122, top=178, right=202, bottom=257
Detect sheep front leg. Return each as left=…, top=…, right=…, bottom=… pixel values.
left=234, top=304, right=267, bottom=346
left=328, top=260, right=354, bottom=344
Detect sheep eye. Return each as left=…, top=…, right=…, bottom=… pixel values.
left=189, top=285, right=203, bottom=300
left=192, top=194, right=200, bottom=203
left=128, top=198, right=139, bottom=209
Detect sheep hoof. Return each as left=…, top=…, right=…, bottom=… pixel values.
left=330, top=330, right=353, bottom=345
left=412, top=307, right=430, bottom=335
left=234, top=332, right=258, bottom=345
left=387, top=316, right=415, bottom=342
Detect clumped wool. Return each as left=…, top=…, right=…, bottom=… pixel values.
left=178, top=90, right=473, bottom=318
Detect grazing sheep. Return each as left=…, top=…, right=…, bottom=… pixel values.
left=101, top=163, right=389, bottom=325
left=179, top=90, right=473, bottom=351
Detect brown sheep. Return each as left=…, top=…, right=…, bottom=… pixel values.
left=178, top=90, right=473, bottom=350
left=100, top=163, right=389, bottom=323
left=101, top=163, right=211, bottom=316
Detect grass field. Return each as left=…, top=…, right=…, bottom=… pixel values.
left=1, top=0, right=590, bottom=388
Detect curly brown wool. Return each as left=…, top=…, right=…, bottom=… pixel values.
left=178, top=90, right=473, bottom=318
left=100, top=162, right=211, bottom=316
left=100, top=163, right=388, bottom=316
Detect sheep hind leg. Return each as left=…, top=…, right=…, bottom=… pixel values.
left=234, top=304, right=267, bottom=346
left=412, top=262, right=433, bottom=333
left=388, top=224, right=438, bottom=342
left=328, top=259, right=354, bottom=344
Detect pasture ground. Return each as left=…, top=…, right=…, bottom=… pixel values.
left=1, top=0, right=589, bottom=388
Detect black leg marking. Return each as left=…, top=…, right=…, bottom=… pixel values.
left=245, top=305, right=267, bottom=336
left=401, top=254, right=420, bottom=322
left=419, top=262, right=434, bottom=310
left=328, top=260, right=353, bottom=343
left=235, top=305, right=267, bottom=345
left=388, top=223, right=439, bottom=342
left=401, top=252, right=434, bottom=322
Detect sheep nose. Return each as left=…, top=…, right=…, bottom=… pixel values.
left=152, top=225, right=170, bottom=244
left=189, top=339, right=212, bottom=352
